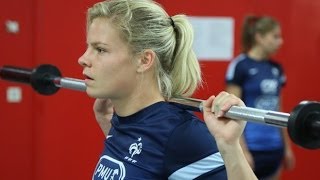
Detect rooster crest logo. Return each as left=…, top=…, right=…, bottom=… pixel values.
left=129, top=137, right=143, bottom=158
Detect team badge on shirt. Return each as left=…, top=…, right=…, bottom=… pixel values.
left=125, top=137, right=143, bottom=163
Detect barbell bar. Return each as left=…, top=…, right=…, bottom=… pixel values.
left=1, top=64, right=320, bottom=149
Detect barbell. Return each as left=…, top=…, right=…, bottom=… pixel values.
left=1, top=64, right=320, bottom=149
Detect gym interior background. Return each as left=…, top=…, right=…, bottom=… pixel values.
left=1, top=0, right=319, bottom=179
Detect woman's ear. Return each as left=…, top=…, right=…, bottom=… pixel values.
left=136, top=49, right=156, bottom=73
left=255, top=33, right=264, bottom=44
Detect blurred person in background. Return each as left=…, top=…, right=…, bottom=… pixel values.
left=225, top=15, right=295, bottom=180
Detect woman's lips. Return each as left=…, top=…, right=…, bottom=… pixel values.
left=83, top=74, right=94, bottom=84
left=86, top=75, right=93, bottom=80
left=83, top=73, right=93, bottom=80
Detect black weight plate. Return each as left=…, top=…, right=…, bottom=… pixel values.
left=288, top=101, right=320, bottom=149
left=30, top=64, right=61, bottom=95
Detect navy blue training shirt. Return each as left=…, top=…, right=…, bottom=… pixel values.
left=92, top=101, right=227, bottom=180
left=225, top=54, right=286, bottom=150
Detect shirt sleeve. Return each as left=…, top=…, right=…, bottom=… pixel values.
left=164, top=118, right=227, bottom=180
left=225, top=57, right=246, bottom=86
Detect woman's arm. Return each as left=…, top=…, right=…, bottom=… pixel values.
left=203, top=92, right=257, bottom=180
left=218, top=142, right=256, bottom=180
left=225, top=84, right=242, bottom=98
left=282, top=128, right=295, bottom=170
left=93, top=98, right=114, bottom=137
left=226, top=84, right=254, bottom=169
left=279, top=95, right=295, bottom=170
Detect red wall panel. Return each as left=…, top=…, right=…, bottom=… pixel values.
left=0, top=0, right=35, bottom=179
left=32, top=0, right=103, bottom=179
left=1, top=0, right=320, bottom=179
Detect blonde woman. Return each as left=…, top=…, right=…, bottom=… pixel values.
left=79, top=0, right=257, bottom=179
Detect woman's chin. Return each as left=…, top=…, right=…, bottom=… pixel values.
left=86, top=90, right=110, bottom=99
left=85, top=89, right=98, bottom=98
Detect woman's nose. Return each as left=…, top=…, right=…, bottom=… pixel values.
left=78, top=50, right=91, bottom=67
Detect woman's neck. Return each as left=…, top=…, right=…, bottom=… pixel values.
left=247, top=47, right=269, bottom=61
left=112, top=81, right=165, bottom=117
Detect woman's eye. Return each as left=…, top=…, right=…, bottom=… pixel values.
left=96, top=47, right=106, bottom=53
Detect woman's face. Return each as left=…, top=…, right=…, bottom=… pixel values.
left=257, top=26, right=283, bottom=55
left=78, top=17, right=138, bottom=99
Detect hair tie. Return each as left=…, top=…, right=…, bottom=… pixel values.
left=169, top=17, right=175, bottom=28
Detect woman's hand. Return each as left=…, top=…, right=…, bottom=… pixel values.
left=202, top=92, right=257, bottom=180
left=203, top=91, right=246, bottom=148
left=93, top=98, right=114, bottom=137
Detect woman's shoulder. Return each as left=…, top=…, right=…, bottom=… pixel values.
left=163, top=108, right=224, bottom=179
left=164, top=104, right=220, bottom=155
left=228, top=53, right=251, bottom=71
left=141, top=101, right=218, bottom=152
